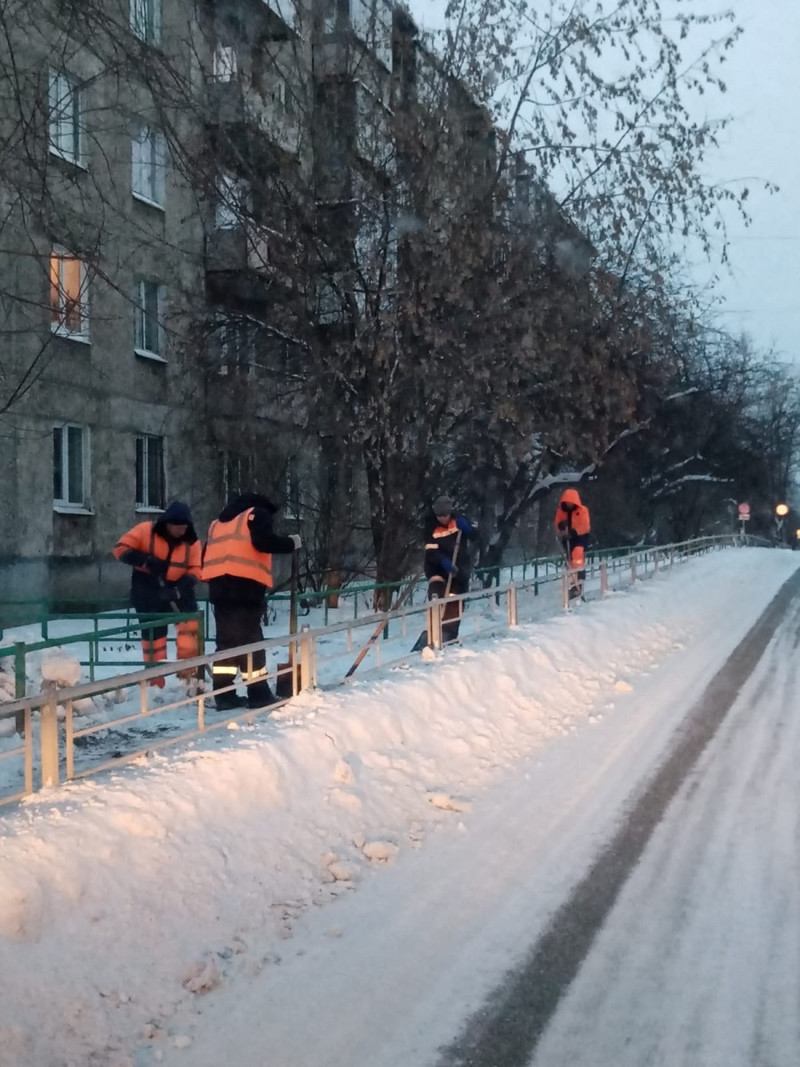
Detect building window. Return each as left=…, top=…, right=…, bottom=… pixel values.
left=136, top=434, right=165, bottom=508
left=53, top=424, right=89, bottom=507
left=215, top=172, right=250, bottom=229
left=50, top=249, right=89, bottom=339
left=317, top=280, right=342, bottom=325
left=48, top=71, right=82, bottom=165
left=130, top=0, right=161, bottom=44
left=284, top=464, right=300, bottom=520
left=218, top=314, right=260, bottom=372
left=321, top=0, right=348, bottom=32
left=212, top=45, right=237, bottom=81
left=221, top=450, right=254, bottom=499
left=134, top=280, right=165, bottom=357
left=132, top=124, right=166, bottom=207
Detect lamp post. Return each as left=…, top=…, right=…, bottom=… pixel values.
left=775, top=503, right=789, bottom=544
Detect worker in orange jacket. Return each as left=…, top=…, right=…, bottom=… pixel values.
left=554, top=488, right=591, bottom=600
left=202, top=493, right=300, bottom=711
left=113, top=501, right=202, bottom=686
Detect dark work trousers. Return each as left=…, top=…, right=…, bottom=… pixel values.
left=132, top=581, right=171, bottom=666
left=211, top=600, right=275, bottom=708
left=212, top=601, right=267, bottom=678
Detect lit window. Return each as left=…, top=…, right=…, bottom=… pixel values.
left=53, top=424, right=89, bottom=507
left=136, top=434, right=165, bottom=508
left=130, top=0, right=161, bottom=44
left=48, top=71, right=82, bottom=164
left=134, top=280, right=165, bottom=357
left=50, top=249, right=89, bottom=338
left=132, top=124, right=166, bottom=207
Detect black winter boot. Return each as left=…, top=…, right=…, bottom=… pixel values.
left=212, top=676, right=247, bottom=711
left=246, top=680, right=279, bottom=710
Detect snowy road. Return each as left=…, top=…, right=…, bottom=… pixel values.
left=2, top=548, right=799, bottom=1067
left=525, top=567, right=800, bottom=1067
left=162, top=553, right=800, bottom=1067
left=444, top=564, right=800, bottom=1067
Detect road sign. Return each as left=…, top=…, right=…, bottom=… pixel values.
left=738, top=502, right=750, bottom=517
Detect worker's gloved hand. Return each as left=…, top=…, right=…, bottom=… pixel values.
left=290, top=534, right=302, bottom=550
left=455, top=516, right=472, bottom=533
left=557, top=520, right=567, bottom=532
left=440, top=557, right=457, bottom=575
left=173, top=575, right=198, bottom=609
left=145, top=555, right=168, bottom=578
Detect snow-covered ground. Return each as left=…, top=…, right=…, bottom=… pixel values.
left=0, top=547, right=795, bottom=1067
left=0, top=556, right=638, bottom=798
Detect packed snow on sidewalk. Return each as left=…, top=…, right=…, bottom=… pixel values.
left=0, top=548, right=796, bottom=1067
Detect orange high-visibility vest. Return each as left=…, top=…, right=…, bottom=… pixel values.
left=202, top=508, right=274, bottom=587
left=113, top=522, right=201, bottom=582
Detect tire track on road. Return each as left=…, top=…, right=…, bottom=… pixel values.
left=437, top=568, right=800, bottom=1067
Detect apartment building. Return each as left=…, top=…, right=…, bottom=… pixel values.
left=0, top=0, right=529, bottom=606
left=0, top=0, right=318, bottom=604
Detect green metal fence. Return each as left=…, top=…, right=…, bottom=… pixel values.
left=0, top=611, right=204, bottom=698
left=0, top=537, right=768, bottom=688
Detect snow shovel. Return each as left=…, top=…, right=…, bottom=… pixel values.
left=560, top=541, right=585, bottom=604
left=412, top=528, right=463, bottom=652
left=347, top=573, right=423, bottom=677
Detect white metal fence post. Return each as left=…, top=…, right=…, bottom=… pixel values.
left=299, top=626, right=314, bottom=691
left=427, top=600, right=444, bottom=649
left=601, top=560, right=608, bottom=595
left=40, top=691, right=59, bottom=788
left=507, top=585, right=518, bottom=627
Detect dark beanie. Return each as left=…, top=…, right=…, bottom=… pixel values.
left=433, top=494, right=453, bottom=515
left=162, top=500, right=193, bottom=525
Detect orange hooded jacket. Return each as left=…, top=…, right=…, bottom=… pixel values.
left=554, top=488, right=591, bottom=538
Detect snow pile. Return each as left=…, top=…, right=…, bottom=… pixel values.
left=0, top=549, right=796, bottom=1067
left=40, top=654, right=82, bottom=689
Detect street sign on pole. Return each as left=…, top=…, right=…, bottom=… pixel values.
left=738, top=502, right=750, bottom=518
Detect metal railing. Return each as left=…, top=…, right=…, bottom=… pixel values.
left=0, top=535, right=740, bottom=805
left=0, top=611, right=205, bottom=701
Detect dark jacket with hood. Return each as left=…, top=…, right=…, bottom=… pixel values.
left=204, top=493, right=296, bottom=605
left=113, top=501, right=201, bottom=614
left=423, top=512, right=477, bottom=595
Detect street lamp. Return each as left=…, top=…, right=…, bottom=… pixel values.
left=775, top=503, right=790, bottom=544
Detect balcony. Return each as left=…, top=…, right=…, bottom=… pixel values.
left=206, top=222, right=298, bottom=305
left=207, top=76, right=302, bottom=158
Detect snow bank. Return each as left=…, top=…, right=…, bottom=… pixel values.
left=0, top=548, right=795, bottom=1067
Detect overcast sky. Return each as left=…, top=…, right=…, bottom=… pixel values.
left=406, top=0, right=800, bottom=364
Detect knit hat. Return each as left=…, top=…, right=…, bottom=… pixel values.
left=161, top=500, right=193, bottom=525
left=433, top=494, right=454, bottom=515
